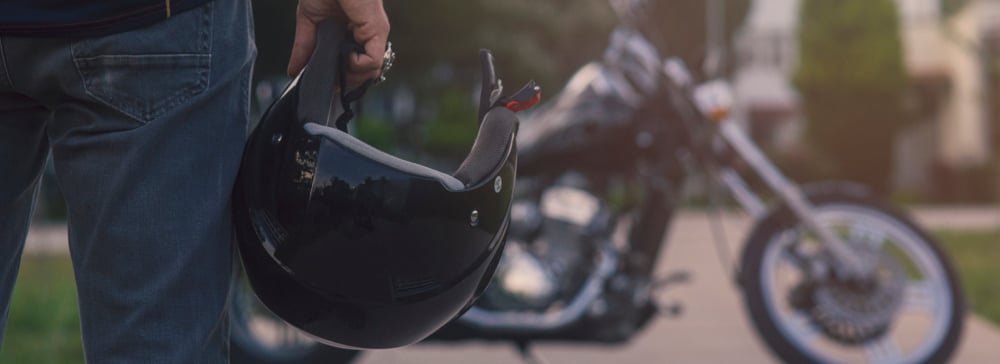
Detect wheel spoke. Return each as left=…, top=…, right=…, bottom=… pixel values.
left=849, top=224, right=886, bottom=249
left=752, top=204, right=961, bottom=364
left=903, top=281, right=938, bottom=314
left=777, top=230, right=812, bottom=271
left=864, top=336, right=903, bottom=363
left=784, top=312, right=823, bottom=346
left=778, top=249, right=805, bottom=270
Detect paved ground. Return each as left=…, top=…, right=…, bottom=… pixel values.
left=24, top=206, right=1000, bottom=363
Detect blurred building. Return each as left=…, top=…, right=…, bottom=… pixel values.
left=733, top=0, right=1000, bottom=199
left=732, top=0, right=800, bottom=152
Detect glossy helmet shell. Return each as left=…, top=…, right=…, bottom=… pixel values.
left=232, top=29, right=516, bottom=349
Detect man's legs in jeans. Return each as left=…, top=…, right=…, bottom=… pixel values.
left=0, top=0, right=255, bottom=362
left=0, top=95, right=50, bottom=344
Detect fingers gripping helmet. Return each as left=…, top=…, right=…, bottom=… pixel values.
left=233, top=21, right=533, bottom=349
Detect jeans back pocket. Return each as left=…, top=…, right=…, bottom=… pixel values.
left=71, top=2, right=214, bottom=124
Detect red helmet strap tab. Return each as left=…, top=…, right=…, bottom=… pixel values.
left=496, top=80, right=541, bottom=113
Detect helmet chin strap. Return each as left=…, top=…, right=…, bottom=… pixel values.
left=297, top=20, right=350, bottom=128
left=333, top=40, right=374, bottom=132
left=297, top=20, right=383, bottom=132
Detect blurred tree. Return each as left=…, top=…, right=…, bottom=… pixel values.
left=248, top=0, right=748, bottom=160
left=642, top=0, right=750, bottom=77
left=383, top=0, right=618, bottom=159
left=942, top=0, right=971, bottom=18
left=248, top=0, right=618, bottom=164
left=385, top=0, right=617, bottom=95
left=795, top=0, right=908, bottom=196
left=422, top=89, right=480, bottom=156
left=250, top=0, right=617, bottom=93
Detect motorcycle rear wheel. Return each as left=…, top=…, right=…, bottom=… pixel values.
left=740, top=185, right=964, bottom=364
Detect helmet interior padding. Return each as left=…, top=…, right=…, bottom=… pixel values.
left=303, top=106, right=518, bottom=190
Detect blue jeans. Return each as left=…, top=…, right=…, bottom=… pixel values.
left=0, top=0, right=255, bottom=362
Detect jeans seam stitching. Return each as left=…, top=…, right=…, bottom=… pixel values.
left=202, top=0, right=213, bottom=90
left=69, top=1, right=214, bottom=123
left=73, top=53, right=210, bottom=123
left=0, top=37, right=14, bottom=90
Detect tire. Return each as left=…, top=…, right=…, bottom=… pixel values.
left=230, top=270, right=362, bottom=364
left=740, top=183, right=964, bottom=364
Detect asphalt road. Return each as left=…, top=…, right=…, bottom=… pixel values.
left=357, top=209, right=1000, bottom=364
left=25, top=207, right=1000, bottom=363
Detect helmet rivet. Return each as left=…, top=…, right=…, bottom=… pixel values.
left=272, top=133, right=284, bottom=145
left=470, top=210, right=480, bottom=226
left=494, top=176, right=503, bottom=193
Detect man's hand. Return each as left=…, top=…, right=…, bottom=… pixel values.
left=288, top=0, right=390, bottom=86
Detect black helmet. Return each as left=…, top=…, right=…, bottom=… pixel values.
left=232, top=21, right=538, bottom=349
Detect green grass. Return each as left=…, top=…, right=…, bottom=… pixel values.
left=0, top=255, right=83, bottom=364
left=934, top=230, right=1000, bottom=325
left=0, top=231, right=997, bottom=363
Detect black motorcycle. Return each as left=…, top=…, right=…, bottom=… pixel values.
left=231, top=3, right=966, bottom=363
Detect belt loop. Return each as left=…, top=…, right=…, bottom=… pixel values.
left=166, top=0, right=172, bottom=18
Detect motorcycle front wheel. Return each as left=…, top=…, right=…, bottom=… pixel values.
left=740, top=185, right=964, bottom=364
left=229, top=269, right=362, bottom=364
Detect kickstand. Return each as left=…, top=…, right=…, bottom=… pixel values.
left=516, top=341, right=550, bottom=364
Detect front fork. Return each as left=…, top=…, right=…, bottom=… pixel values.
left=715, top=120, right=868, bottom=278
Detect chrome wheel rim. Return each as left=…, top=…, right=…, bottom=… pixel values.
left=760, top=205, right=954, bottom=364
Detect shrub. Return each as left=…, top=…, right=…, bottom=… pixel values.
left=794, top=0, right=908, bottom=196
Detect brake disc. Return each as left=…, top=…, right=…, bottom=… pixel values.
left=807, top=248, right=908, bottom=344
